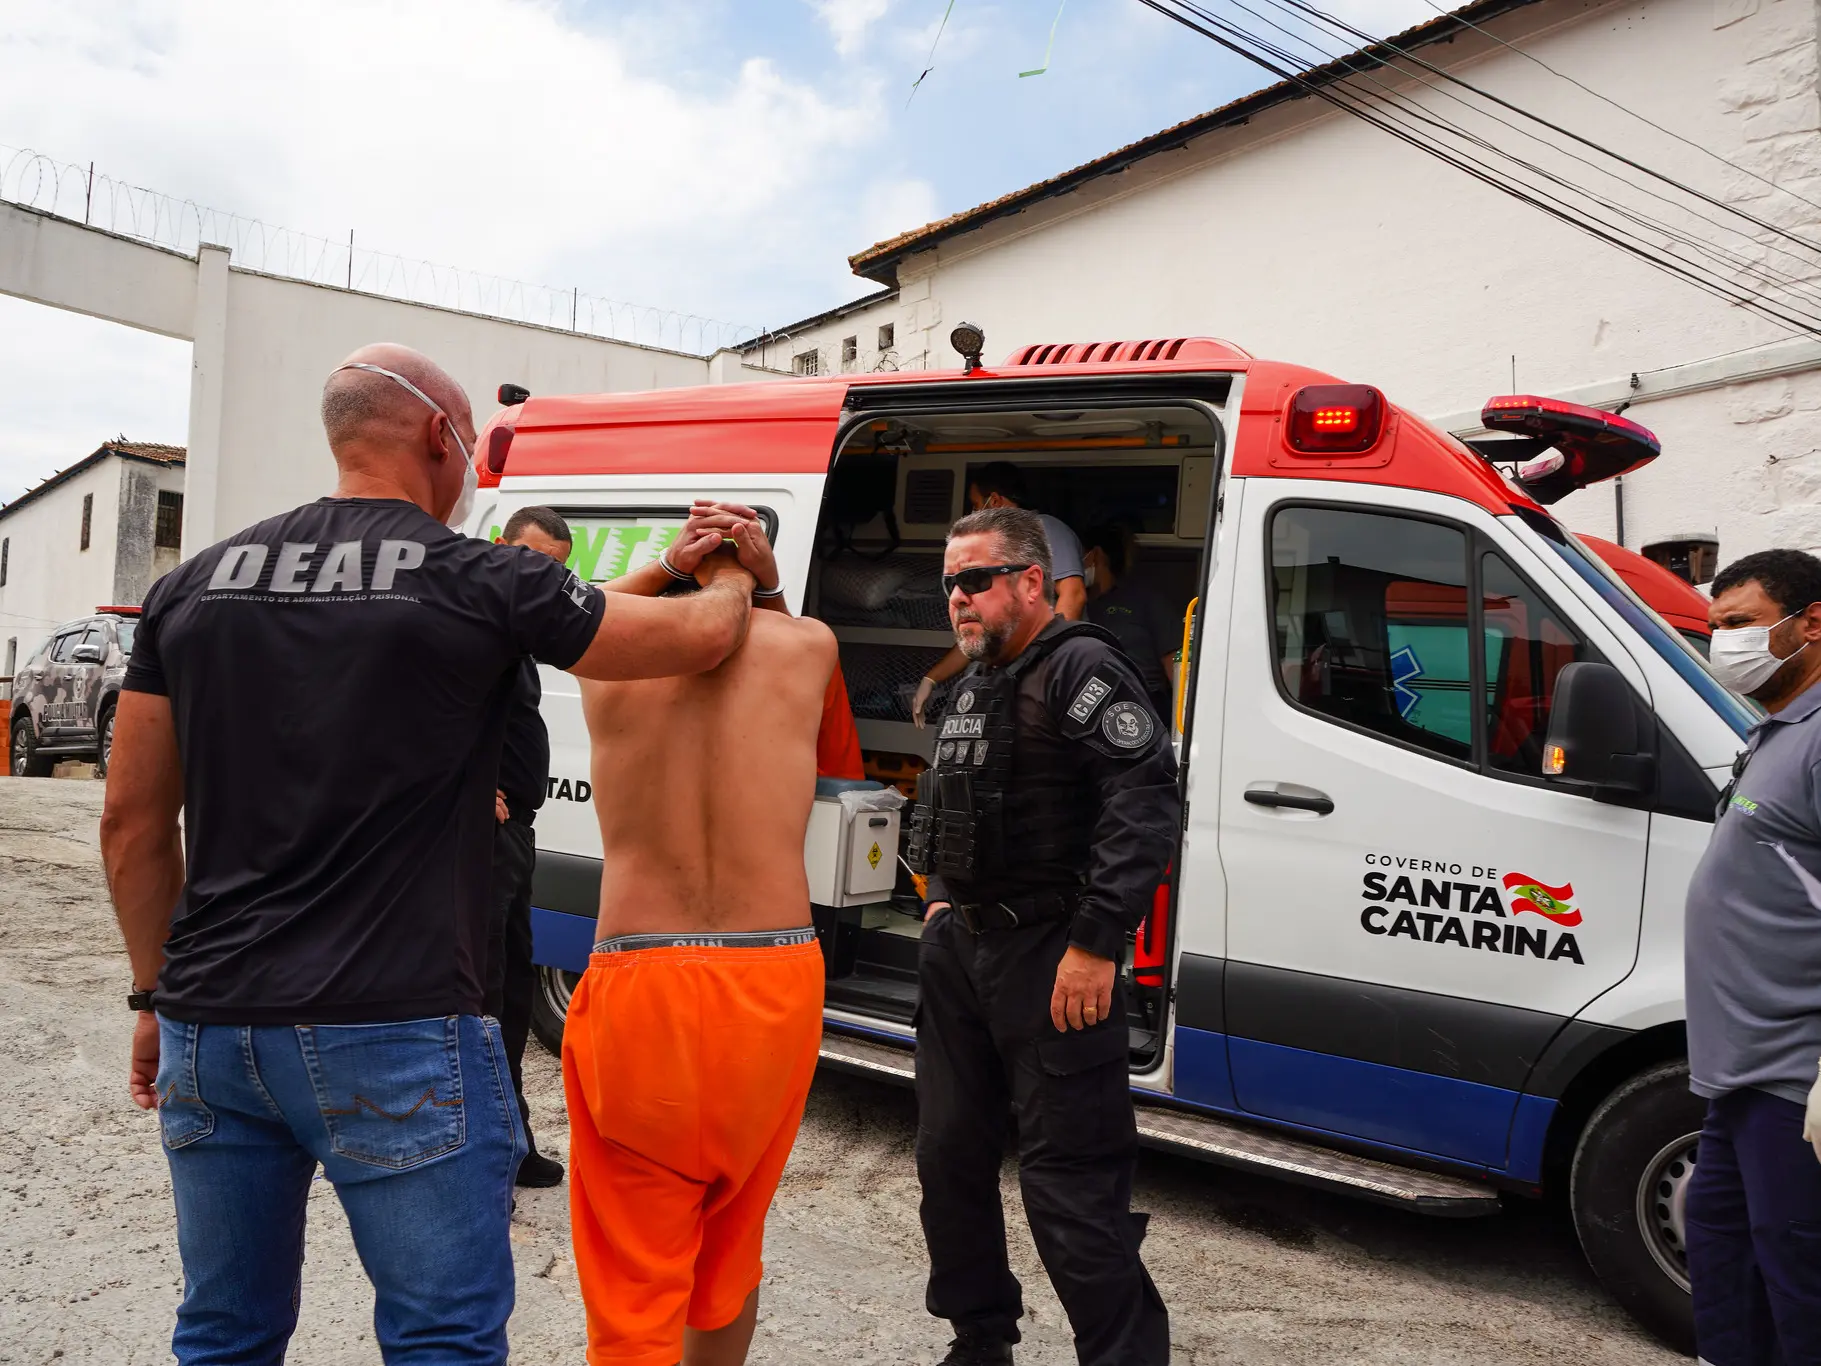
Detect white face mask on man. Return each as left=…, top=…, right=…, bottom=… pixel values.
left=1708, top=610, right=1810, bottom=694
left=332, top=362, right=476, bottom=528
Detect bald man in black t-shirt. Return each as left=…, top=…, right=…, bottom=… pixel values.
left=98, top=344, right=754, bottom=1364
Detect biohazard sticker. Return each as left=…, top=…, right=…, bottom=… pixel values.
left=1101, top=701, right=1154, bottom=749
left=957, top=690, right=976, bottom=714
left=868, top=842, right=883, bottom=870
left=1068, top=676, right=1113, bottom=723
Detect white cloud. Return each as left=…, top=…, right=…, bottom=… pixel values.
left=0, top=297, right=190, bottom=503
left=0, top=0, right=882, bottom=328
left=811, top=0, right=892, bottom=56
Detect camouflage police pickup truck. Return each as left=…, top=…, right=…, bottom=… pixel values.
left=8, top=609, right=137, bottom=778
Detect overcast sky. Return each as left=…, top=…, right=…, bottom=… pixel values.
left=0, top=0, right=1438, bottom=502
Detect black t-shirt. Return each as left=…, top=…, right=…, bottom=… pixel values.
left=125, top=498, right=605, bottom=1025
left=498, top=658, right=549, bottom=823
left=1087, top=579, right=1179, bottom=715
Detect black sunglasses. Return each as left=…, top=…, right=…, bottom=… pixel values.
left=942, top=564, right=1033, bottom=597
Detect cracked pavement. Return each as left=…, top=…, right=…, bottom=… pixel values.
left=0, top=777, right=1683, bottom=1364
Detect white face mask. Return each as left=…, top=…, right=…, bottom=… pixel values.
left=1083, top=562, right=1099, bottom=591
left=332, top=362, right=475, bottom=528
left=1709, top=610, right=1808, bottom=695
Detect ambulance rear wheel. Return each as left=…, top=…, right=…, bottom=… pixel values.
left=530, top=964, right=581, bottom=1057
left=1569, top=1060, right=1702, bottom=1355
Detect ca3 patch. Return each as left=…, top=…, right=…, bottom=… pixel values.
left=1102, top=701, right=1155, bottom=749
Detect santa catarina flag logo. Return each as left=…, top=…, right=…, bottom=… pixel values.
left=1502, top=873, right=1582, bottom=927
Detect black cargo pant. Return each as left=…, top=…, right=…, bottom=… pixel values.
left=485, top=816, right=541, bottom=1157
left=916, top=908, right=1169, bottom=1365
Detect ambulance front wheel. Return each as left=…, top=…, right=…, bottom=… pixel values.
left=1569, top=1059, right=1702, bottom=1356
left=531, top=964, right=581, bottom=1057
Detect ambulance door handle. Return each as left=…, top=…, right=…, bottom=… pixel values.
left=1243, top=786, right=1334, bottom=816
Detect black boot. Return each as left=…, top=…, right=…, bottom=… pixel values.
left=938, top=1331, right=1014, bottom=1365
left=515, top=1149, right=565, bottom=1188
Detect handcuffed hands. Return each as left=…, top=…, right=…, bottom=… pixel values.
left=1050, top=946, right=1116, bottom=1032
left=684, top=500, right=780, bottom=594
left=1804, top=1056, right=1821, bottom=1165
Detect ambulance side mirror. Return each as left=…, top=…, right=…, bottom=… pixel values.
left=1541, top=662, right=1655, bottom=796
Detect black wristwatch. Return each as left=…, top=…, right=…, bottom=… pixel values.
left=128, top=988, right=157, bottom=1013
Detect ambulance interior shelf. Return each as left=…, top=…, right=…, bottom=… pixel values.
left=801, top=409, right=1219, bottom=1061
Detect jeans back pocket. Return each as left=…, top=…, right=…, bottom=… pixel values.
left=154, top=1017, right=215, bottom=1150
left=296, top=1017, right=466, bottom=1170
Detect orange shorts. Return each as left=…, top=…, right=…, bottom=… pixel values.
left=562, top=929, right=825, bottom=1366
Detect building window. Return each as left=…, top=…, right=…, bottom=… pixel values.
left=1641, top=536, right=1719, bottom=586
left=1, top=536, right=7, bottom=587
left=792, top=349, right=821, bottom=376
left=80, top=493, right=93, bottom=551
left=156, top=491, right=185, bottom=550
left=841, top=335, right=858, bottom=367
left=877, top=323, right=895, bottom=352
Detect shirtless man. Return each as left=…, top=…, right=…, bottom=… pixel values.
left=563, top=505, right=837, bottom=1366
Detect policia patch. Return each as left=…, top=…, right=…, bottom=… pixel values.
left=1101, top=700, right=1155, bottom=749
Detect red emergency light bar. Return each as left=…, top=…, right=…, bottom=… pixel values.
left=1287, top=384, right=1385, bottom=454
left=1472, top=394, right=1660, bottom=505
left=94, top=604, right=142, bottom=616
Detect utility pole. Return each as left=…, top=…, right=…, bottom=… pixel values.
left=348, top=230, right=354, bottom=288
left=84, top=162, right=94, bottom=225
left=572, top=287, right=579, bottom=332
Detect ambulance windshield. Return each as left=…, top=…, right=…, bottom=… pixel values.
left=1512, top=508, right=1753, bottom=738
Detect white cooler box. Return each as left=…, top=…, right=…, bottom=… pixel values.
left=804, top=790, right=903, bottom=908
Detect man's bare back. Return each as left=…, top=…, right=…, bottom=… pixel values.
left=582, top=608, right=838, bottom=940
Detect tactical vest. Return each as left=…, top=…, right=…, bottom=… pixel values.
left=906, top=621, right=1129, bottom=884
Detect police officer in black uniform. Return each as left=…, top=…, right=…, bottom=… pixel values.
left=908, top=505, right=1178, bottom=1366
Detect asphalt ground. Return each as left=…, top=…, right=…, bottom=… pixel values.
left=0, top=776, right=1686, bottom=1363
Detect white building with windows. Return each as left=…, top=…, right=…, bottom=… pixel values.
left=0, top=440, right=185, bottom=678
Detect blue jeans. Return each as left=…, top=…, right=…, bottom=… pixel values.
left=1687, top=1087, right=1821, bottom=1366
left=155, top=1013, right=526, bottom=1365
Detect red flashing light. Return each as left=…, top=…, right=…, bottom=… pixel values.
left=486, top=419, right=517, bottom=475
left=1287, top=384, right=1385, bottom=454
left=1480, top=394, right=1660, bottom=452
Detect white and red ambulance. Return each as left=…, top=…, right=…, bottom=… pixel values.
left=471, top=335, right=1739, bottom=1352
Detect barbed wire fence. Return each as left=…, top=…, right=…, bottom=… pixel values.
left=0, top=146, right=762, bottom=356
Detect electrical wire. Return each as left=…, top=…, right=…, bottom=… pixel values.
left=1254, top=0, right=1821, bottom=256
left=1411, top=0, right=1821, bottom=216
left=1138, top=0, right=1821, bottom=336
left=1210, top=0, right=1821, bottom=315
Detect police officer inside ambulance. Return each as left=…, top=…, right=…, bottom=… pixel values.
left=909, top=504, right=1177, bottom=1366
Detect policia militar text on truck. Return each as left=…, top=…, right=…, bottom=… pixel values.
left=469, top=334, right=1744, bottom=1353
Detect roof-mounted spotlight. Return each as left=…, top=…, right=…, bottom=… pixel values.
left=498, top=383, right=531, bottom=406
left=950, top=322, right=986, bottom=375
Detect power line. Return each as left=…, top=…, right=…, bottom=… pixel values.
left=1139, top=0, right=1821, bottom=337
left=1219, top=0, right=1821, bottom=317
left=1412, top=0, right=1821, bottom=217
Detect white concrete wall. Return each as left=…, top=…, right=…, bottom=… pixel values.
left=880, top=0, right=1821, bottom=566
left=0, top=202, right=720, bottom=549
left=0, top=458, right=124, bottom=664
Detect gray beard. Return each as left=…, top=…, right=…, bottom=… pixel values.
left=958, top=622, right=1010, bottom=663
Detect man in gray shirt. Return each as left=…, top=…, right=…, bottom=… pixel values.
left=1685, top=548, right=1821, bottom=1365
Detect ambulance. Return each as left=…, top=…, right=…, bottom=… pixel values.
left=471, top=335, right=1742, bottom=1352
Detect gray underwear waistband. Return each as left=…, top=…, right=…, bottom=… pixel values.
left=593, top=927, right=819, bottom=954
